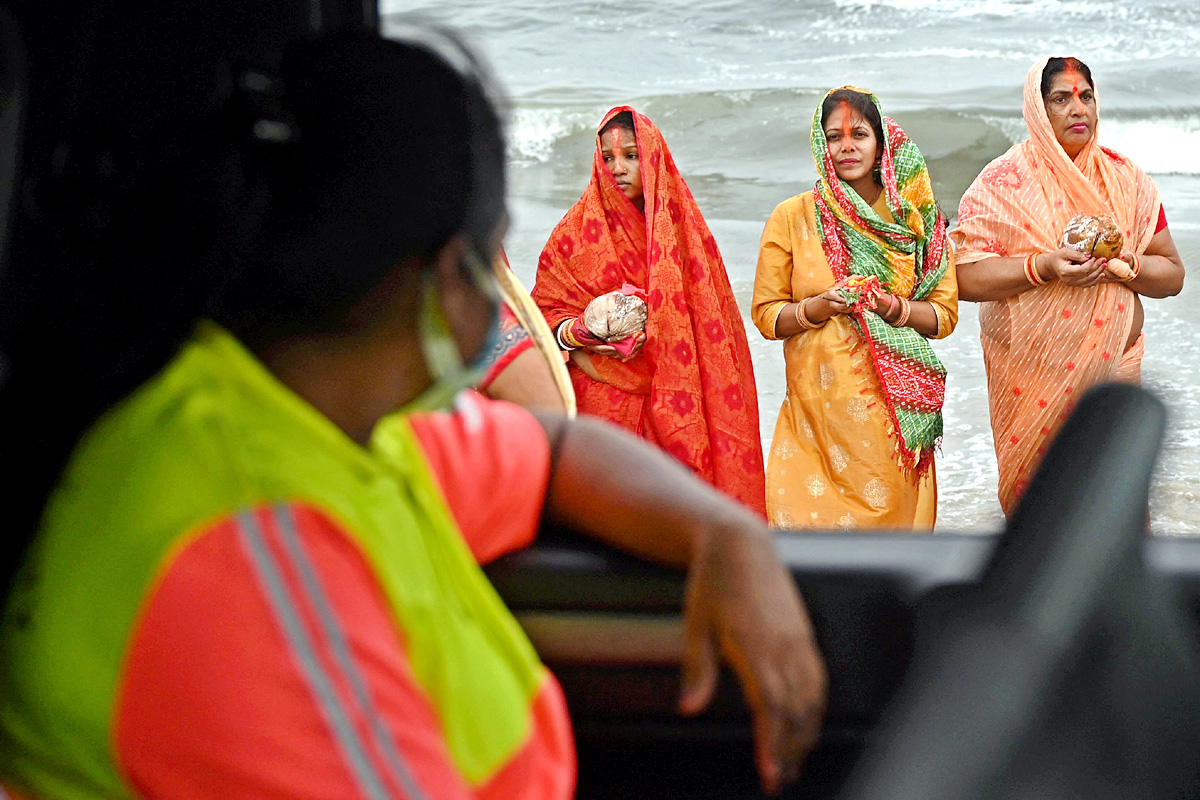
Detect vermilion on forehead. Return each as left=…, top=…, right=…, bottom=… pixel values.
left=600, top=127, right=636, bottom=153
left=839, top=100, right=855, bottom=138
left=826, top=100, right=867, bottom=137
left=1061, top=62, right=1088, bottom=96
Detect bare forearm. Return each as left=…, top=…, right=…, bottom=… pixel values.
left=484, top=348, right=567, bottom=413
left=957, top=256, right=1035, bottom=302
left=773, top=297, right=839, bottom=338
left=1127, top=253, right=1185, bottom=298
left=532, top=412, right=765, bottom=568
left=773, top=294, right=939, bottom=337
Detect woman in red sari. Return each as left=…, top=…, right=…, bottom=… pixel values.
left=532, top=107, right=766, bottom=515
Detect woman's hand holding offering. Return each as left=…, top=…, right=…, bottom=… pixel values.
left=807, top=285, right=852, bottom=323
left=587, top=331, right=646, bottom=361
left=1040, top=247, right=1107, bottom=287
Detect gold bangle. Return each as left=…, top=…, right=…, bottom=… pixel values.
left=794, top=298, right=813, bottom=330
left=560, top=318, right=584, bottom=349
left=798, top=298, right=814, bottom=329
left=1024, top=253, right=1047, bottom=287
left=890, top=296, right=911, bottom=328
left=797, top=297, right=825, bottom=330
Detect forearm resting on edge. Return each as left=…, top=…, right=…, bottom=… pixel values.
left=531, top=412, right=766, bottom=568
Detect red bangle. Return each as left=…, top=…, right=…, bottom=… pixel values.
left=560, top=318, right=585, bottom=348
left=1024, top=253, right=1047, bottom=287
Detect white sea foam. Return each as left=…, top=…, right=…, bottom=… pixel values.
left=1101, top=117, right=1200, bottom=176
left=834, top=0, right=1134, bottom=18
left=507, top=107, right=593, bottom=164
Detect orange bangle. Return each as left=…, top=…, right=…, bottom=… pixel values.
left=889, top=296, right=911, bottom=327
left=883, top=293, right=898, bottom=320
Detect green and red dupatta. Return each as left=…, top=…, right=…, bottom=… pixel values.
left=810, top=87, right=950, bottom=476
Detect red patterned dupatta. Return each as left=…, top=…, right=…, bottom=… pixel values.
left=532, top=106, right=766, bottom=515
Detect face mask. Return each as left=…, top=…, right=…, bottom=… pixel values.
left=401, top=244, right=501, bottom=413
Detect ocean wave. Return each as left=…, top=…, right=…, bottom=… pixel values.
left=507, top=107, right=596, bottom=164
left=1101, top=117, right=1200, bottom=176
left=832, top=0, right=1165, bottom=20
left=506, top=89, right=1200, bottom=179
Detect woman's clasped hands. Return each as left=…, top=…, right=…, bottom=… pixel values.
left=1034, top=247, right=1137, bottom=287
left=804, top=276, right=907, bottom=325
left=585, top=331, right=647, bottom=361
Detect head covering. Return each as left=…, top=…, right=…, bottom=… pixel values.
left=810, top=87, right=951, bottom=476
left=949, top=58, right=1161, bottom=512
left=533, top=107, right=765, bottom=514
left=952, top=58, right=1160, bottom=266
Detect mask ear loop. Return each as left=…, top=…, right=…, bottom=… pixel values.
left=403, top=244, right=501, bottom=413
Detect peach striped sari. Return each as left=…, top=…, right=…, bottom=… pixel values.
left=950, top=57, right=1161, bottom=514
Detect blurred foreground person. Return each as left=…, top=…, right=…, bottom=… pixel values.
left=478, top=252, right=576, bottom=415
left=0, top=29, right=824, bottom=800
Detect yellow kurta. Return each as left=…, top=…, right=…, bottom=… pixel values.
left=752, top=191, right=958, bottom=531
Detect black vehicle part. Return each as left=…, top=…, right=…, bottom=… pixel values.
left=0, top=4, right=26, bottom=295
left=489, top=384, right=1200, bottom=798
left=841, top=384, right=1200, bottom=799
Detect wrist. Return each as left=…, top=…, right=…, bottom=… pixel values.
left=888, top=296, right=912, bottom=327
left=690, top=513, right=772, bottom=568
left=793, top=297, right=826, bottom=330
left=1024, top=253, right=1050, bottom=287
left=882, top=293, right=899, bottom=321
left=1124, top=252, right=1142, bottom=281
left=556, top=320, right=576, bottom=350
left=558, top=318, right=587, bottom=350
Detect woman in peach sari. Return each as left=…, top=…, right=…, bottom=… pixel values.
left=952, top=57, right=1185, bottom=516
left=532, top=107, right=766, bottom=515
left=753, top=88, right=958, bottom=531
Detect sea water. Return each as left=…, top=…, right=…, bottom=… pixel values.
left=387, top=0, right=1200, bottom=533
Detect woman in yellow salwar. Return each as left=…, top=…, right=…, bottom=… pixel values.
left=752, top=87, right=958, bottom=530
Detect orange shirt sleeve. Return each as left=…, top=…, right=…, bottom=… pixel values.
left=409, top=393, right=550, bottom=565
left=115, top=504, right=475, bottom=800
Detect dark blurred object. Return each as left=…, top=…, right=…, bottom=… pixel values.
left=841, top=383, right=1200, bottom=800
left=0, top=4, right=25, bottom=305
left=0, top=0, right=379, bottom=585
left=495, top=384, right=1200, bottom=799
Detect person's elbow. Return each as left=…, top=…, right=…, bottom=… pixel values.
left=1162, top=259, right=1185, bottom=297
left=751, top=302, right=784, bottom=341
left=955, top=269, right=990, bottom=302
